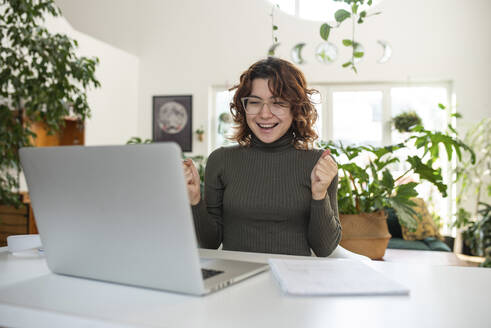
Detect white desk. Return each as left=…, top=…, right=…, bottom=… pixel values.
left=0, top=247, right=490, bottom=328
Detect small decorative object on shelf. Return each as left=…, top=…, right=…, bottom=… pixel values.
left=195, top=127, right=205, bottom=142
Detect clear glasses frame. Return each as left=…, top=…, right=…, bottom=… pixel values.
left=240, top=97, right=291, bottom=116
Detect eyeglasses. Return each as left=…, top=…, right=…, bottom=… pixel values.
left=240, top=97, right=290, bottom=116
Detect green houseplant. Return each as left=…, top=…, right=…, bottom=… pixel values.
left=452, top=117, right=491, bottom=264
left=0, top=0, right=100, bottom=207
left=319, top=0, right=381, bottom=72
left=462, top=203, right=491, bottom=267
left=454, top=118, right=491, bottom=226
left=318, top=104, right=475, bottom=258
left=392, top=111, right=422, bottom=133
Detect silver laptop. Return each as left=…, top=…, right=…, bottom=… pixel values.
left=19, top=143, right=268, bottom=296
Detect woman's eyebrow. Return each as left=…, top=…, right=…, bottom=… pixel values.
left=248, top=95, right=279, bottom=100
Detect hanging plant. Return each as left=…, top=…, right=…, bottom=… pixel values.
left=219, top=112, right=233, bottom=123
left=392, top=111, right=423, bottom=133
left=320, top=0, right=381, bottom=72
left=268, top=4, right=280, bottom=56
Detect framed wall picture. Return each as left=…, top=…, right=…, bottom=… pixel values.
left=152, top=95, right=192, bottom=152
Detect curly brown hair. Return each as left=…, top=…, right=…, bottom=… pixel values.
left=229, top=57, right=319, bottom=150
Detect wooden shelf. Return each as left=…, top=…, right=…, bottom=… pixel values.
left=0, top=118, right=84, bottom=245
left=30, top=118, right=84, bottom=147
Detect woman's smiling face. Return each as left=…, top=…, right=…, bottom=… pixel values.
left=245, top=78, right=293, bottom=143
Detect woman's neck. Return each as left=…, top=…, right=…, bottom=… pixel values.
left=250, top=129, right=294, bottom=153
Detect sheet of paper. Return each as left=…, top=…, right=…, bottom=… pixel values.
left=268, top=258, right=409, bottom=296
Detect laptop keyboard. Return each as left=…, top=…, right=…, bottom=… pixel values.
left=201, top=268, right=224, bottom=280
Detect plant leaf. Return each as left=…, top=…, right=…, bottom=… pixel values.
left=407, top=156, right=447, bottom=197
left=381, top=169, right=395, bottom=192
left=352, top=4, right=358, bottom=15
left=339, top=163, right=369, bottom=182
left=342, top=39, right=353, bottom=46
left=447, top=124, right=457, bottom=135
left=320, top=23, right=331, bottom=41
left=335, top=9, right=351, bottom=23
left=395, top=182, right=419, bottom=199
left=389, top=199, right=418, bottom=231
left=268, top=43, right=280, bottom=56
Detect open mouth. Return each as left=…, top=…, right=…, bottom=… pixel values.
left=257, top=123, right=279, bottom=130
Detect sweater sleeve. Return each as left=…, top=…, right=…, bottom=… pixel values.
left=191, top=148, right=224, bottom=249
left=308, top=173, right=342, bottom=257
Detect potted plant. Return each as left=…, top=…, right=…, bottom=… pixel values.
left=460, top=203, right=491, bottom=267
left=318, top=104, right=474, bottom=259
left=195, top=127, right=205, bottom=142
left=392, top=111, right=422, bottom=133
left=452, top=117, right=491, bottom=264
left=0, top=0, right=100, bottom=208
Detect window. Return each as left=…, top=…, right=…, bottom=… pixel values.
left=212, top=89, right=237, bottom=151
left=331, top=91, right=383, bottom=146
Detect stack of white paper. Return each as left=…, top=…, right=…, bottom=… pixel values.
left=268, top=258, right=410, bottom=296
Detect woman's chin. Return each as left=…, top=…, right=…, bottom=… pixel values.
left=255, top=130, right=281, bottom=143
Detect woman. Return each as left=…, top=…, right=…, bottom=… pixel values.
left=183, top=57, right=340, bottom=256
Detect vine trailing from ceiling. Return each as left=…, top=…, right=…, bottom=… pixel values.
left=321, top=0, right=381, bottom=72
left=268, top=4, right=280, bottom=56
left=266, top=0, right=382, bottom=72
left=0, top=0, right=100, bottom=206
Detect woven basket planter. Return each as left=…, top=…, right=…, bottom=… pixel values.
left=339, top=210, right=391, bottom=260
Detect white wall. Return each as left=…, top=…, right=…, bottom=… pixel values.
left=17, top=13, right=139, bottom=192
left=44, top=15, right=140, bottom=146
left=52, top=0, right=139, bottom=56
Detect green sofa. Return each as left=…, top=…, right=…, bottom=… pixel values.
left=386, top=208, right=451, bottom=252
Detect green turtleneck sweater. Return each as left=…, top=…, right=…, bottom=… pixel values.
left=191, top=131, right=341, bottom=257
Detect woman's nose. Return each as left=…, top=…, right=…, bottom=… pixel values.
left=258, top=102, right=274, bottom=118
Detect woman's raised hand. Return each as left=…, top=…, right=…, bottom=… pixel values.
left=182, top=159, right=201, bottom=205
left=310, top=149, right=338, bottom=200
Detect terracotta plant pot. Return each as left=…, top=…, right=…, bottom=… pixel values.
left=339, top=210, right=391, bottom=260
